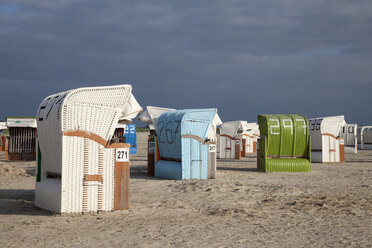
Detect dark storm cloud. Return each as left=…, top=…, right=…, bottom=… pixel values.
left=0, top=0, right=371, bottom=124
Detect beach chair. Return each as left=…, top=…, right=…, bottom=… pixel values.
left=138, top=106, right=176, bottom=175
left=257, top=114, right=311, bottom=172
left=155, top=109, right=222, bottom=180
left=35, top=85, right=142, bottom=213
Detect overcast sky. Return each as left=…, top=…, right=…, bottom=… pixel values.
left=0, top=0, right=371, bottom=125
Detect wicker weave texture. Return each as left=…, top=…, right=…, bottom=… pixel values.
left=308, top=116, right=345, bottom=162
left=36, top=84, right=141, bottom=213
left=35, top=178, right=62, bottom=213
left=219, top=136, right=237, bottom=159
left=219, top=121, right=259, bottom=157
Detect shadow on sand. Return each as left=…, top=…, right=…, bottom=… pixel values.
left=130, top=165, right=164, bottom=180
left=0, top=189, right=51, bottom=216
left=130, top=156, right=148, bottom=161
left=345, top=160, right=372, bottom=163
left=217, top=158, right=256, bottom=163
left=217, top=166, right=262, bottom=173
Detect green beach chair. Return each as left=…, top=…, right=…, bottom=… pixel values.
left=257, top=114, right=311, bottom=172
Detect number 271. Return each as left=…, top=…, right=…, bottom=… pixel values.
left=117, top=150, right=128, bottom=159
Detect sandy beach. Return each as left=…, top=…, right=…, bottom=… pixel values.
left=0, top=132, right=371, bottom=247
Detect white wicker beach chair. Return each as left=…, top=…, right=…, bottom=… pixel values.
left=35, top=84, right=142, bottom=213
left=220, top=121, right=259, bottom=159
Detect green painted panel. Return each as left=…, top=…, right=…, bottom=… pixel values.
left=258, top=114, right=309, bottom=157
left=265, top=158, right=311, bottom=172
left=293, top=115, right=309, bottom=157
left=257, top=114, right=311, bottom=172
left=36, top=143, right=42, bottom=182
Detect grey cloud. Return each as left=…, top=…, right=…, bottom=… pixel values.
left=0, top=0, right=371, bottom=124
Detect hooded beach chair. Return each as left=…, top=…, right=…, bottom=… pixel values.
left=257, top=114, right=311, bottom=172
left=35, top=84, right=142, bottom=213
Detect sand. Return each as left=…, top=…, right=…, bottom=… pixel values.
left=0, top=132, right=371, bottom=247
